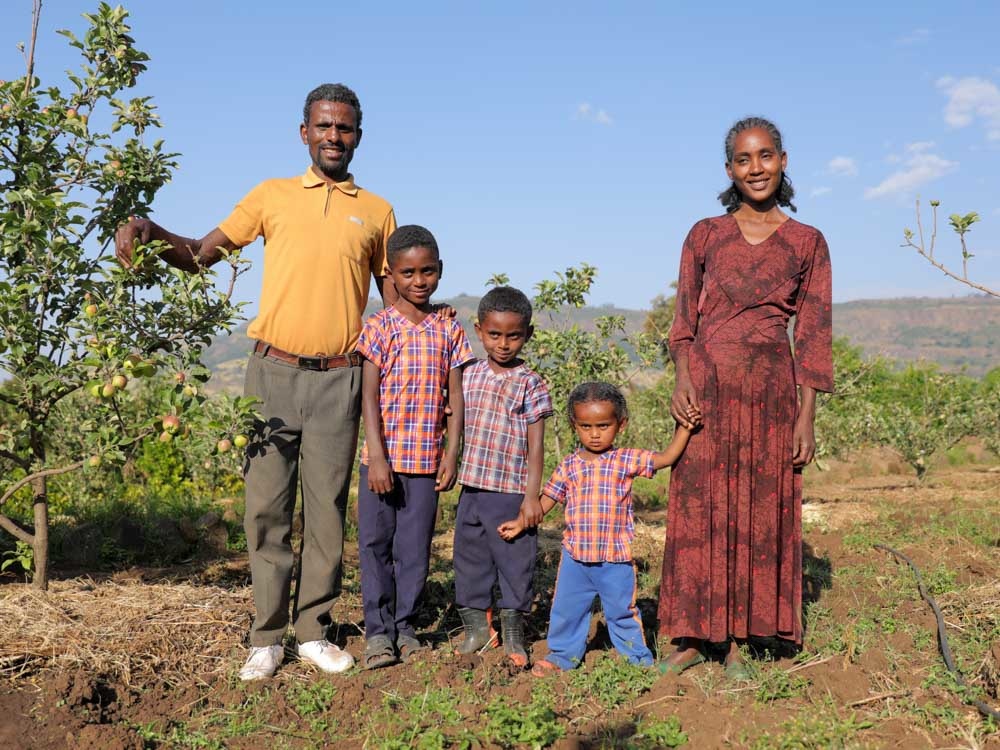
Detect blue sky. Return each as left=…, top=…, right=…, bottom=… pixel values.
left=4, top=0, right=1000, bottom=314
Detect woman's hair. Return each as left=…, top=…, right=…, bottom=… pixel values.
left=567, top=382, right=628, bottom=422
left=717, top=116, right=797, bottom=214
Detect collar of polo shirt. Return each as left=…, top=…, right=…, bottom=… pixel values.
left=300, top=167, right=359, bottom=196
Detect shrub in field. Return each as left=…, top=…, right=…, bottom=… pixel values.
left=0, top=3, right=254, bottom=588
left=868, top=364, right=978, bottom=479
left=812, top=338, right=893, bottom=463
left=974, top=367, right=1000, bottom=459
left=489, top=266, right=663, bottom=458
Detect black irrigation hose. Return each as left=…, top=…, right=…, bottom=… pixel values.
left=874, top=543, right=1000, bottom=723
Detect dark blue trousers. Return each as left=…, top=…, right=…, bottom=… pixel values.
left=357, top=466, right=438, bottom=640
left=453, top=487, right=537, bottom=612
left=543, top=547, right=653, bottom=669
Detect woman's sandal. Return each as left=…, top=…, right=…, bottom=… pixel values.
left=723, top=658, right=751, bottom=681
left=656, top=649, right=707, bottom=675
left=363, top=635, right=397, bottom=670
left=530, top=659, right=560, bottom=678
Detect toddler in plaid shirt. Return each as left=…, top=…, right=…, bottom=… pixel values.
left=453, top=286, right=553, bottom=668
left=499, top=381, right=700, bottom=675
left=356, top=225, right=475, bottom=670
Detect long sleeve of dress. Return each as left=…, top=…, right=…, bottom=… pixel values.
left=668, top=220, right=709, bottom=363
left=792, top=231, right=834, bottom=393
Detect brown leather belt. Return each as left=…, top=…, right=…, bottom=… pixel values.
left=253, top=341, right=362, bottom=371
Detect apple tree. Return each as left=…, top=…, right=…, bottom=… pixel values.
left=0, top=2, right=254, bottom=588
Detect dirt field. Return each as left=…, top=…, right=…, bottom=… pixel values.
left=1, top=456, right=998, bottom=749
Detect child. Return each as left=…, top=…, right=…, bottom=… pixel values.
left=498, top=381, right=700, bottom=675
left=356, top=225, right=475, bottom=669
left=453, top=286, right=553, bottom=668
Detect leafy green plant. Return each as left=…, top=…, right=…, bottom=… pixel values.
left=484, top=684, right=565, bottom=750
left=1, top=540, right=33, bottom=578
left=288, top=680, right=338, bottom=735
left=628, top=715, right=688, bottom=748
left=0, top=3, right=254, bottom=588
left=745, top=702, right=872, bottom=749
left=568, top=653, right=658, bottom=709
left=748, top=663, right=811, bottom=704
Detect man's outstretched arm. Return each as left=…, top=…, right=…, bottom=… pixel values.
left=115, top=218, right=239, bottom=273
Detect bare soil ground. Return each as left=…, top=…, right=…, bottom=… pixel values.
left=1, top=456, right=998, bottom=749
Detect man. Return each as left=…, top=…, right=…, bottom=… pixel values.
left=115, top=83, right=397, bottom=680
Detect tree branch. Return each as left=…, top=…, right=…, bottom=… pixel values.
left=0, top=449, right=30, bottom=470
left=905, top=200, right=997, bottom=299
left=22, top=0, right=42, bottom=96
left=0, top=513, right=33, bottom=545
left=0, top=459, right=85, bottom=509
left=904, top=239, right=998, bottom=298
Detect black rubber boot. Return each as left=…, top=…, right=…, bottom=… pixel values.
left=456, top=607, right=497, bottom=654
left=500, top=608, right=528, bottom=668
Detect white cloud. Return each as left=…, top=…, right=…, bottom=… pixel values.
left=864, top=148, right=957, bottom=200
left=936, top=76, right=1000, bottom=140
left=574, top=102, right=614, bottom=126
left=827, top=156, right=858, bottom=177
left=810, top=186, right=832, bottom=198
left=895, top=28, right=929, bottom=45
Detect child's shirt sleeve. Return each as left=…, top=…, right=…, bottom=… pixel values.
left=542, top=457, right=571, bottom=504
left=448, top=318, right=476, bottom=370
left=626, top=448, right=657, bottom=479
left=523, top=374, right=554, bottom=424
left=356, top=313, right=386, bottom=369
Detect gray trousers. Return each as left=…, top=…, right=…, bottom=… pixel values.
left=242, top=352, right=362, bottom=646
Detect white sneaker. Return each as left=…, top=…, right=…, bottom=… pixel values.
left=297, top=639, right=355, bottom=674
left=238, top=644, right=284, bottom=681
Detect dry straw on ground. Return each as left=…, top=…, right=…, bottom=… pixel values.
left=0, top=578, right=251, bottom=688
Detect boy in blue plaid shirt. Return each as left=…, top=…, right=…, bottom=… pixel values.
left=453, top=286, right=552, bottom=668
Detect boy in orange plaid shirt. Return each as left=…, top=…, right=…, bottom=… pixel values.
left=356, top=225, right=475, bottom=669
left=499, top=381, right=700, bottom=674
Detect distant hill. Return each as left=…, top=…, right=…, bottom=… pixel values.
left=201, top=294, right=1000, bottom=392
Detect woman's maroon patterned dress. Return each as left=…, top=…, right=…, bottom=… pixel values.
left=657, top=214, right=833, bottom=644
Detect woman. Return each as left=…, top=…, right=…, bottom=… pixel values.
left=656, top=117, right=833, bottom=677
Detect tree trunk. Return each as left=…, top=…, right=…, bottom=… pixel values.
left=31, top=475, right=48, bottom=590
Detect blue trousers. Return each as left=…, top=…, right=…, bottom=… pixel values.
left=543, top=547, right=653, bottom=670
left=357, top=466, right=438, bottom=640
left=453, top=487, right=537, bottom=612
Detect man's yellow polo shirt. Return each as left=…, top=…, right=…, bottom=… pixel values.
left=218, top=168, right=395, bottom=356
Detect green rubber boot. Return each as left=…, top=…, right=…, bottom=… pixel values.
left=456, top=607, right=497, bottom=654
left=500, top=609, right=529, bottom=668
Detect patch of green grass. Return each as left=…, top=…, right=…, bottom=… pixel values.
left=743, top=702, right=873, bottom=749
left=137, top=720, right=226, bottom=749
left=627, top=715, right=688, bottom=748
left=926, top=506, right=999, bottom=548
left=568, top=653, right=657, bottom=709
left=920, top=564, right=958, bottom=596
left=843, top=527, right=881, bottom=554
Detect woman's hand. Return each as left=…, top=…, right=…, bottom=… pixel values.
left=792, top=414, right=816, bottom=467
left=670, top=368, right=700, bottom=430
left=793, top=385, right=818, bottom=468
